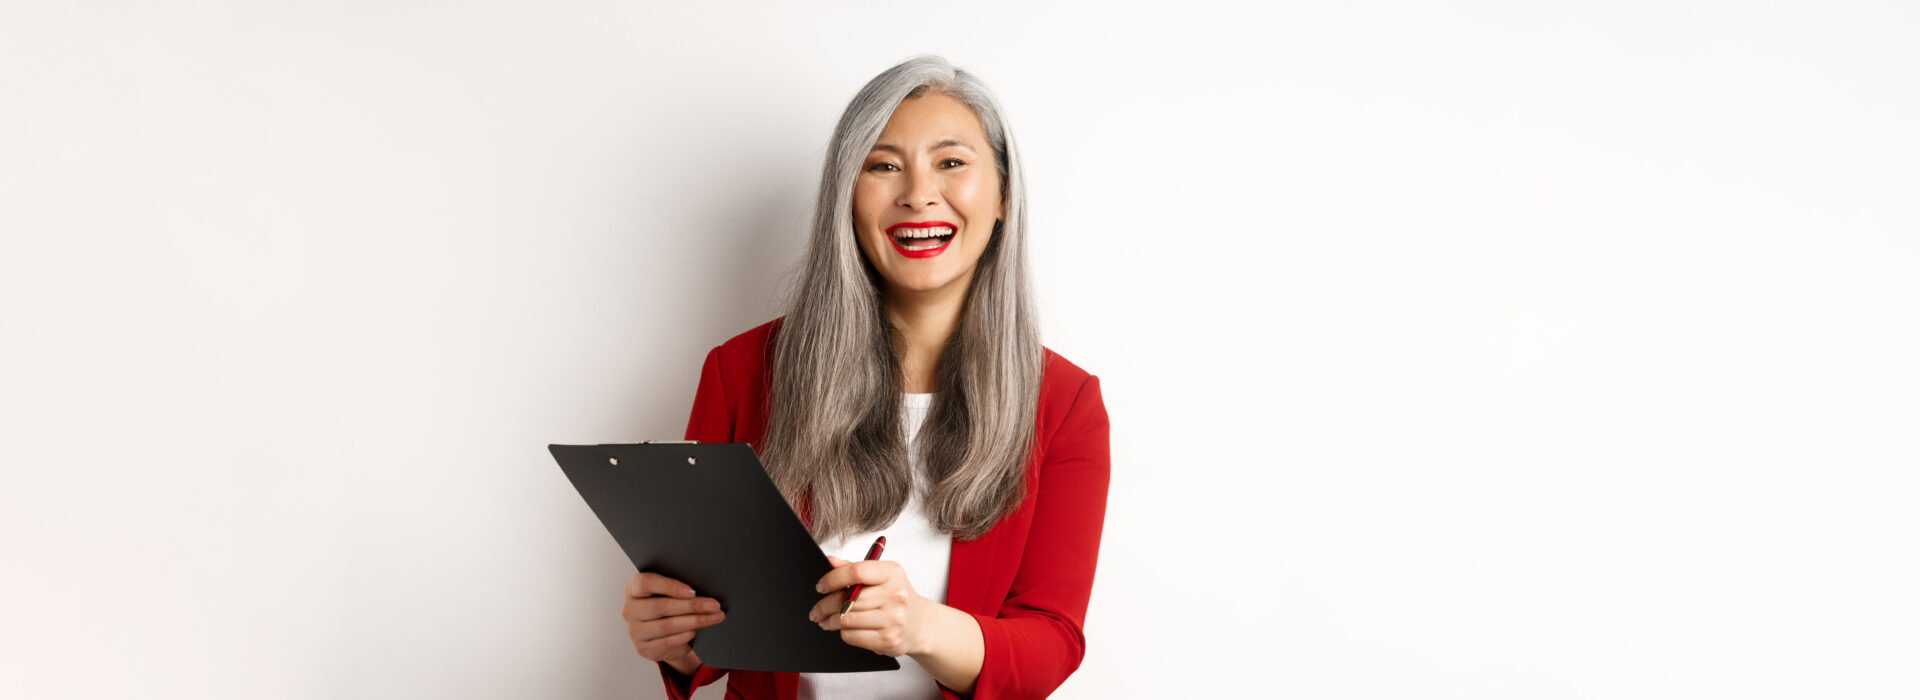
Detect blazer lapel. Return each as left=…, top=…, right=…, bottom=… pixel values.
left=945, top=530, right=998, bottom=616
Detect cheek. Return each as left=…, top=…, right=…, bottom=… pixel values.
left=852, top=179, right=885, bottom=223
left=849, top=184, right=881, bottom=249
left=950, top=175, right=1000, bottom=223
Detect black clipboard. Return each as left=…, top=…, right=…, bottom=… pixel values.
left=549, top=441, right=899, bottom=673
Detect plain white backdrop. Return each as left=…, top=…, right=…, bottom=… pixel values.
left=3, top=1, right=1916, bottom=698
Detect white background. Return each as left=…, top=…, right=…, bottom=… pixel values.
left=3, top=2, right=1916, bottom=698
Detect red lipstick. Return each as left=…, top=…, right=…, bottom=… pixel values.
left=884, top=221, right=958, bottom=259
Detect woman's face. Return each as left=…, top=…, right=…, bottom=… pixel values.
left=852, top=92, right=1003, bottom=303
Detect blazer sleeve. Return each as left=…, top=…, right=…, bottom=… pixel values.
left=656, top=345, right=733, bottom=699
left=946, top=374, right=1112, bottom=699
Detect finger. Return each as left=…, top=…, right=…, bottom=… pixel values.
left=826, top=555, right=850, bottom=567
left=636, top=630, right=696, bottom=659
left=807, top=590, right=848, bottom=624
left=838, top=628, right=902, bottom=656
left=815, top=562, right=888, bottom=593
left=809, top=585, right=892, bottom=625
left=833, top=607, right=891, bottom=630
left=637, top=611, right=727, bottom=640
left=628, top=596, right=722, bottom=622
left=816, top=596, right=893, bottom=630
left=627, top=572, right=696, bottom=599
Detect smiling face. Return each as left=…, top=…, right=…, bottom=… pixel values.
left=852, top=92, right=1004, bottom=304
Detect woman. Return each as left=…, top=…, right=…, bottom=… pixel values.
left=619, top=55, right=1110, bottom=700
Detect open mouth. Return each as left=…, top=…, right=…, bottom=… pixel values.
left=886, top=222, right=957, bottom=258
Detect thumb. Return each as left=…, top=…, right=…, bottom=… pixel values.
left=826, top=555, right=850, bottom=568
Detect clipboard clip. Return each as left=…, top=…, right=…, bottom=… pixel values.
left=599, top=441, right=703, bottom=468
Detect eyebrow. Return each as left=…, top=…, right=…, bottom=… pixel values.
left=870, top=138, right=977, bottom=155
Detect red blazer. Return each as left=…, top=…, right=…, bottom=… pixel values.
left=658, top=317, right=1110, bottom=700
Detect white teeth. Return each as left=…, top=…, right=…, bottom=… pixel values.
left=893, top=226, right=955, bottom=238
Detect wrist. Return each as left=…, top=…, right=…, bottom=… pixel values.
left=905, top=596, right=957, bottom=658
left=905, top=599, right=985, bottom=694
left=665, top=655, right=701, bottom=677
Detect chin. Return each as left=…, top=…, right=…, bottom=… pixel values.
left=885, top=275, right=955, bottom=295
left=894, top=281, right=944, bottom=294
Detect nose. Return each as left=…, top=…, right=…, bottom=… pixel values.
left=896, top=166, right=941, bottom=210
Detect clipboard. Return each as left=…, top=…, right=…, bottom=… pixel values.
left=549, top=441, right=900, bottom=673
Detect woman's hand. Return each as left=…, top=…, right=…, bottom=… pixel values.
left=621, top=572, right=725, bottom=675
left=808, top=555, right=933, bottom=657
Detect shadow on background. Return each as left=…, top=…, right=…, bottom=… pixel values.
left=572, top=137, right=813, bottom=699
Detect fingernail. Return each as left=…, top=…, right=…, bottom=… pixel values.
left=682, top=587, right=695, bottom=598
left=808, top=611, right=818, bottom=622
left=700, top=600, right=717, bottom=612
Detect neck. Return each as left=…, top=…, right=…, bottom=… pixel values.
left=884, top=282, right=968, bottom=394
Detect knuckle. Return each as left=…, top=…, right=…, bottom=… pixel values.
left=645, top=637, right=676, bottom=656
left=640, top=620, right=669, bottom=640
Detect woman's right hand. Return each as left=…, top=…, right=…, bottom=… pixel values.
left=622, top=572, right=726, bottom=675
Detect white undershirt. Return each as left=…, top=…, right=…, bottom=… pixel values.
left=797, top=392, right=953, bottom=700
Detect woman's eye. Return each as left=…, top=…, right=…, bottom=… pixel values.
left=941, top=158, right=965, bottom=168
left=867, top=162, right=898, bottom=172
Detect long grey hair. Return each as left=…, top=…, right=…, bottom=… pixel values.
left=760, top=55, right=1042, bottom=543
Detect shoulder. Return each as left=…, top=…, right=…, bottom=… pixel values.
left=690, top=317, right=783, bottom=414
left=1037, top=346, right=1105, bottom=446
left=690, top=318, right=784, bottom=441
left=719, top=316, right=782, bottom=353
left=706, top=317, right=783, bottom=373
left=1039, top=346, right=1093, bottom=396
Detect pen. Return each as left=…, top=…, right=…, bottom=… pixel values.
left=840, top=535, right=887, bottom=617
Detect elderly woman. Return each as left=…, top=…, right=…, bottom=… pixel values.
left=619, top=55, right=1110, bottom=700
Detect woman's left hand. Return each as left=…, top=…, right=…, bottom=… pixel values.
left=809, top=555, right=931, bottom=657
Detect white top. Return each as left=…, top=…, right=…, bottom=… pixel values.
left=797, top=392, right=954, bottom=700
